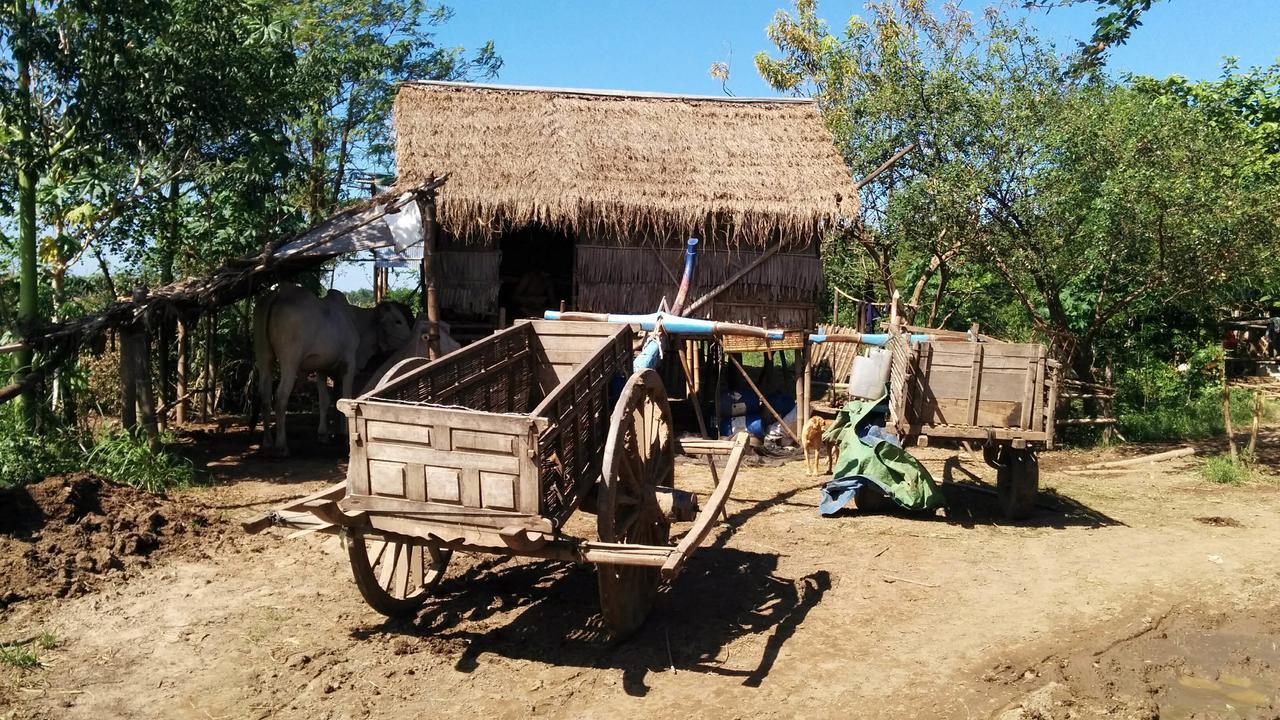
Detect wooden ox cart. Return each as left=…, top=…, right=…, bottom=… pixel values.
left=246, top=314, right=754, bottom=637
left=895, top=340, right=1059, bottom=519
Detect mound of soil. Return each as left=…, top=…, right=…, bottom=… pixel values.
left=0, top=473, right=218, bottom=608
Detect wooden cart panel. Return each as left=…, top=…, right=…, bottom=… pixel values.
left=901, top=341, right=1058, bottom=447
left=337, top=320, right=633, bottom=541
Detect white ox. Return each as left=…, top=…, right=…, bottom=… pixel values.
left=253, top=284, right=413, bottom=455
left=359, top=313, right=462, bottom=394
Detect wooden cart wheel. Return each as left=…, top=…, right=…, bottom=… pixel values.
left=596, top=369, right=674, bottom=638
left=996, top=448, right=1039, bottom=520
left=345, top=531, right=451, bottom=617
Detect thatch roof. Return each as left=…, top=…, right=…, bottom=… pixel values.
left=394, top=81, right=857, bottom=248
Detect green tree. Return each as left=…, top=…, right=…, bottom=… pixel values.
left=1, top=0, right=297, bottom=424
left=756, top=0, right=1279, bottom=381
left=281, top=0, right=501, bottom=220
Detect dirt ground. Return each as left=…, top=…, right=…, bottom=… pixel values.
left=2, top=426, right=1279, bottom=720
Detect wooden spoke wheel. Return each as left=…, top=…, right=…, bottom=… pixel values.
left=995, top=447, right=1039, bottom=520
left=345, top=531, right=451, bottom=618
left=596, top=369, right=675, bottom=638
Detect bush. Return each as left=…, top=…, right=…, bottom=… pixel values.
left=0, top=407, right=86, bottom=488
left=1200, top=454, right=1257, bottom=485
left=1118, top=386, right=1277, bottom=443
left=85, top=430, right=194, bottom=494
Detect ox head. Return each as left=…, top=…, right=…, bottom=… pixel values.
left=374, top=301, right=414, bottom=353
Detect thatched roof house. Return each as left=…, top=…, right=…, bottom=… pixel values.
left=393, top=81, right=856, bottom=328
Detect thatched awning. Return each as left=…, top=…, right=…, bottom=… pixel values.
left=394, top=81, right=857, bottom=248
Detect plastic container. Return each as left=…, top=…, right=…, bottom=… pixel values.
left=848, top=347, right=891, bottom=399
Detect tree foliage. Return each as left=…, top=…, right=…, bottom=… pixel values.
left=756, top=0, right=1279, bottom=381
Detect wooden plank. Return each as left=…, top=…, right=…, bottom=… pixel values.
left=923, top=342, right=1044, bottom=359
left=365, top=441, right=522, bottom=475
left=534, top=333, right=615, bottom=352
left=916, top=397, right=1023, bottom=427
left=451, top=429, right=514, bottom=454
left=340, top=399, right=544, bottom=435
left=1031, top=350, right=1046, bottom=432
left=967, top=343, right=984, bottom=426
left=916, top=352, right=1044, bottom=371
left=517, top=431, right=540, bottom=515
left=1019, top=358, right=1037, bottom=430
left=366, top=420, right=430, bottom=445
left=405, top=463, right=427, bottom=502
left=1044, top=362, right=1060, bottom=450
left=905, top=424, right=1050, bottom=442
left=913, top=367, right=1032, bottom=403
left=660, top=433, right=749, bottom=579
left=349, top=417, right=371, bottom=495
left=674, top=438, right=737, bottom=455
left=341, top=494, right=543, bottom=526
left=538, top=348, right=593, bottom=366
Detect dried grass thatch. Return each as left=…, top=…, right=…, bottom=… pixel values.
left=394, top=82, right=857, bottom=248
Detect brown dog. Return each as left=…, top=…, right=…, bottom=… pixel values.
left=802, top=416, right=837, bottom=476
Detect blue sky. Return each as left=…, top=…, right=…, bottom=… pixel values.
left=440, top=0, right=1279, bottom=97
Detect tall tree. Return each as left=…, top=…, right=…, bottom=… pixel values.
left=280, top=0, right=501, bottom=220
left=1, top=0, right=297, bottom=425
left=756, top=0, right=1278, bottom=381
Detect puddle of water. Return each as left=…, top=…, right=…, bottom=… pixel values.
left=1159, top=630, right=1279, bottom=719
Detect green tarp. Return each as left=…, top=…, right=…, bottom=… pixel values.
left=822, top=395, right=945, bottom=513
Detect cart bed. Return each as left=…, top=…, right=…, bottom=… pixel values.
left=336, top=320, right=632, bottom=545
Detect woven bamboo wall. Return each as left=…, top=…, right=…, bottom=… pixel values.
left=574, top=244, right=820, bottom=328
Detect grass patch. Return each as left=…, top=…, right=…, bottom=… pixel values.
left=1118, top=388, right=1278, bottom=444
left=1198, top=452, right=1275, bottom=485
left=86, top=430, right=194, bottom=494
left=37, top=632, right=58, bottom=651
left=0, top=642, right=41, bottom=670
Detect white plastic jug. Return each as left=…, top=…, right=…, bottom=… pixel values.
left=848, top=347, right=891, bottom=399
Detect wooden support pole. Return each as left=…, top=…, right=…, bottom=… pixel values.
left=175, top=315, right=189, bottom=424
left=418, top=189, right=442, bottom=360
left=727, top=352, right=801, bottom=445
left=1247, top=390, right=1262, bottom=457
left=1222, top=358, right=1238, bottom=464
left=135, top=319, right=160, bottom=449
left=120, top=328, right=138, bottom=430
left=204, top=310, right=217, bottom=421
left=677, top=346, right=710, bottom=439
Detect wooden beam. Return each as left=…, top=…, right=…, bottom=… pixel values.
left=683, top=243, right=783, bottom=316
left=419, top=187, right=442, bottom=360
left=726, top=352, right=801, bottom=445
